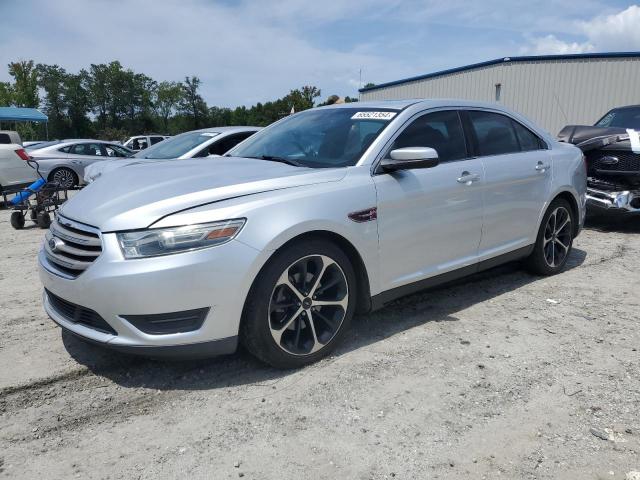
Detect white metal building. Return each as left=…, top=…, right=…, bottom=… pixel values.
left=359, top=53, right=640, bottom=135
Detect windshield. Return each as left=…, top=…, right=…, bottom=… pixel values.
left=228, top=108, right=397, bottom=168
left=134, top=131, right=218, bottom=159
left=595, top=107, right=640, bottom=129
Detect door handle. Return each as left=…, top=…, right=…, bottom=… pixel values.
left=535, top=162, right=550, bottom=172
left=457, top=171, right=480, bottom=185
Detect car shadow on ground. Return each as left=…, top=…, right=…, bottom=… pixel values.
left=585, top=214, right=640, bottom=233
left=62, top=248, right=587, bottom=392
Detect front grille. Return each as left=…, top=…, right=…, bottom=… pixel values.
left=44, top=215, right=102, bottom=278
left=46, top=289, right=117, bottom=335
left=587, top=150, right=640, bottom=174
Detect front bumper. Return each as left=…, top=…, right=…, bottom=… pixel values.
left=586, top=187, right=640, bottom=214
left=39, top=234, right=263, bottom=357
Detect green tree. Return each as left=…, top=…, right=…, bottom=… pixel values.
left=64, top=71, right=92, bottom=137
left=0, top=82, right=13, bottom=105
left=36, top=64, right=69, bottom=138
left=180, top=76, right=208, bottom=129
left=155, top=81, right=184, bottom=131
left=8, top=60, right=39, bottom=107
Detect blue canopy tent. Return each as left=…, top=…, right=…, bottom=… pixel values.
left=0, top=107, right=49, bottom=139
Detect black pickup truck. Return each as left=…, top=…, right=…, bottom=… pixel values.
left=558, top=105, right=640, bottom=215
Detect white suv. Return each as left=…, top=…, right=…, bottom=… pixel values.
left=122, top=135, right=170, bottom=151
left=0, top=131, right=37, bottom=193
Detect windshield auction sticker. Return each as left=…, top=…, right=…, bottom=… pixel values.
left=351, top=111, right=397, bottom=120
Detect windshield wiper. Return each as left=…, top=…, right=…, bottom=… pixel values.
left=245, top=155, right=304, bottom=167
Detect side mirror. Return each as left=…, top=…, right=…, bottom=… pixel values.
left=380, top=147, right=439, bottom=172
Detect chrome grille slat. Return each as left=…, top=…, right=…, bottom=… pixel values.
left=50, top=222, right=102, bottom=247
left=45, top=216, right=103, bottom=277
left=45, top=232, right=101, bottom=258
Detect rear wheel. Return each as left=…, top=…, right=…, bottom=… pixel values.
left=49, top=168, right=78, bottom=189
left=10, top=211, right=25, bottom=229
left=241, top=239, right=357, bottom=368
left=526, top=198, right=575, bottom=275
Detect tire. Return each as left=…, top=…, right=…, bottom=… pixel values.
left=241, top=239, right=357, bottom=369
left=49, top=168, right=78, bottom=189
left=10, top=211, right=25, bottom=230
left=525, top=198, right=575, bottom=275
left=36, top=212, right=51, bottom=229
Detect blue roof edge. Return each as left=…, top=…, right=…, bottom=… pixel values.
left=358, top=52, right=640, bottom=93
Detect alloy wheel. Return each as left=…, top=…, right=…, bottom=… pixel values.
left=52, top=169, right=76, bottom=189
left=543, top=206, right=572, bottom=268
left=268, top=254, right=348, bottom=356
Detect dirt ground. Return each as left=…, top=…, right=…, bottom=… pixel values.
left=0, top=206, right=639, bottom=480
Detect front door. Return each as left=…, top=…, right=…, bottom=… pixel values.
left=373, top=110, right=484, bottom=292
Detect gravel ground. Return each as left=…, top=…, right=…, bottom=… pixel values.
left=0, top=207, right=639, bottom=480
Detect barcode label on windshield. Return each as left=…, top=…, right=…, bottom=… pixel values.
left=351, top=111, right=397, bottom=120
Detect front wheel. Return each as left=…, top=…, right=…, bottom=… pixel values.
left=526, top=198, right=575, bottom=275
left=241, top=239, right=357, bottom=368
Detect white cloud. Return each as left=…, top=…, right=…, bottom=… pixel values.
left=523, top=4, right=640, bottom=55
left=523, top=35, right=594, bottom=55
left=580, top=4, right=640, bottom=50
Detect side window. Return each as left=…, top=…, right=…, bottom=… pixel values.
left=207, top=132, right=257, bottom=156
left=71, top=143, right=103, bottom=156
left=104, top=145, right=128, bottom=157
left=0, top=133, right=11, bottom=144
left=150, top=136, right=164, bottom=145
left=389, top=110, right=467, bottom=162
left=468, top=111, right=520, bottom=156
left=58, top=145, right=72, bottom=153
left=512, top=120, right=544, bottom=151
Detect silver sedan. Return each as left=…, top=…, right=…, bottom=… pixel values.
left=29, top=140, right=134, bottom=188
left=83, top=126, right=260, bottom=183
left=39, top=99, right=586, bottom=368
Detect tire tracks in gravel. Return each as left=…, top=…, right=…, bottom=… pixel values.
left=0, top=352, right=291, bottom=446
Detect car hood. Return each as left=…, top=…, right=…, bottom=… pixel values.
left=557, top=125, right=631, bottom=152
left=84, top=158, right=169, bottom=182
left=61, top=157, right=347, bottom=231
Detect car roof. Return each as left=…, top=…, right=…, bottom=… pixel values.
left=187, top=126, right=261, bottom=134
left=318, top=98, right=517, bottom=111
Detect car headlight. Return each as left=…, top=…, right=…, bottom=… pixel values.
left=117, top=219, right=246, bottom=259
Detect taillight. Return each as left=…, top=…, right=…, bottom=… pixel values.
left=15, top=148, right=31, bottom=161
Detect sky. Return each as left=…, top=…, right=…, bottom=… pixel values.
left=1, top=0, right=639, bottom=107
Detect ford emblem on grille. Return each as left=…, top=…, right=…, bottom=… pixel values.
left=49, top=237, right=64, bottom=252
left=600, top=156, right=619, bottom=165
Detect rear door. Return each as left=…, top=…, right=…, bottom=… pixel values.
left=373, top=109, right=485, bottom=291
left=464, top=110, right=552, bottom=257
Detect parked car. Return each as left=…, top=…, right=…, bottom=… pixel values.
left=22, top=140, right=48, bottom=149
left=84, top=126, right=260, bottom=183
left=29, top=140, right=134, bottom=188
left=39, top=100, right=586, bottom=368
left=0, top=131, right=37, bottom=194
left=122, top=135, right=170, bottom=152
left=558, top=104, right=640, bottom=215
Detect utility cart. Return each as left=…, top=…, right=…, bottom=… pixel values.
left=2, top=181, right=68, bottom=229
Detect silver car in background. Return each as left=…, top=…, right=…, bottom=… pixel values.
left=29, top=140, right=134, bottom=188
left=39, top=99, right=586, bottom=368
left=84, top=126, right=260, bottom=183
